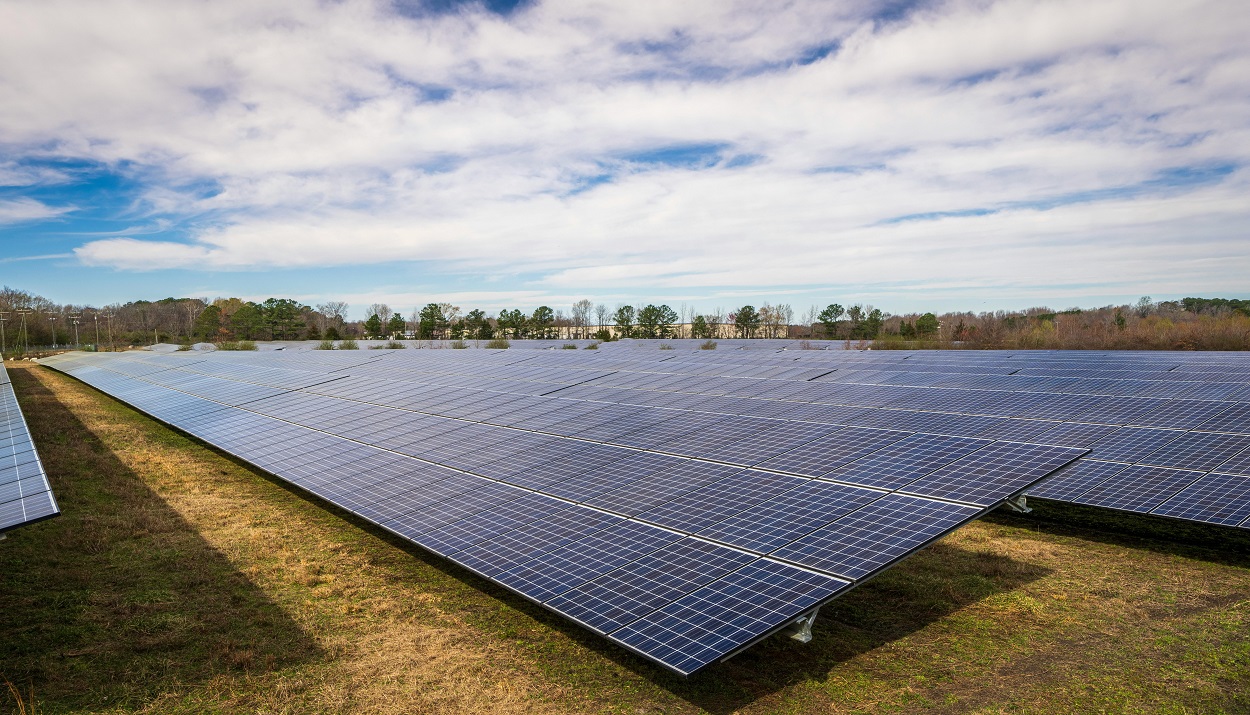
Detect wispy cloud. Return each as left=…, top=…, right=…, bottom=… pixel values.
left=0, top=198, right=73, bottom=224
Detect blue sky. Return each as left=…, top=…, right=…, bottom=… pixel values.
left=2, top=0, right=1248, bottom=320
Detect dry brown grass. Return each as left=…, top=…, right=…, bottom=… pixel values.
left=2, top=363, right=580, bottom=715
left=4, top=362, right=1249, bottom=715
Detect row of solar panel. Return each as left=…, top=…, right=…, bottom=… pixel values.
left=51, top=351, right=1250, bottom=530
left=40, top=352, right=1083, bottom=674
left=0, top=364, right=58, bottom=533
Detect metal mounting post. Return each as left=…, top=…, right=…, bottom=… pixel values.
left=782, top=607, right=820, bottom=643
left=1003, top=495, right=1031, bottom=513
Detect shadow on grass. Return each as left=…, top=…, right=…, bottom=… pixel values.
left=0, top=367, right=321, bottom=711
left=219, top=446, right=1052, bottom=714
left=990, top=500, right=1250, bottom=569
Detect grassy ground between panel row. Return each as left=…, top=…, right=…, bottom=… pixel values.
left=1, top=361, right=1248, bottom=714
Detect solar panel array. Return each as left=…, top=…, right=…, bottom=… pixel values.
left=0, top=362, right=58, bottom=533
left=39, top=348, right=1097, bottom=674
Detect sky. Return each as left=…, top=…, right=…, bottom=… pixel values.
left=1, top=0, right=1248, bottom=320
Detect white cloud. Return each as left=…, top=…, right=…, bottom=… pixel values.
left=0, top=197, right=73, bottom=223
left=3, top=0, right=1249, bottom=303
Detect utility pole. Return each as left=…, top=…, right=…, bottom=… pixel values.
left=48, top=316, right=58, bottom=348
left=70, top=314, right=81, bottom=347
left=0, top=311, right=7, bottom=356
left=16, top=310, right=30, bottom=354
left=94, top=313, right=100, bottom=348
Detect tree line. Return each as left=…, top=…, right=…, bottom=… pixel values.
left=1, top=286, right=1247, bottom=353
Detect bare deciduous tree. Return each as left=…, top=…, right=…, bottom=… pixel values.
left=595, top=303, right=611, bottom=334
left=368, top=303, right=392, bottom=324
left=571, top=299, right=594, bottom=339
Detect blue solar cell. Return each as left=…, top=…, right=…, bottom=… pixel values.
left=1085, top=427, right=1184, bottom=463
left=1150, top=473, right=1250, bottom=526
left=637, top=470, right=806, bottom=533
left=1195, top=403, right=1250, bottom=435
left=584, top=461, right=744, bottom=516
left=541, top=451, right=686, bottom=503
left=656, top=416, right=777, bottom=456
left=329, top=471, right=487, bottom=524
left=1034, top=422, right=1121, bottom=448
left=771, top=494, right=979, bottom=579
left=1077, top=397, right=1167, bottom=426
left=503, top=443, right=632, bottom=490
left=973, top=418, right=1063, bottom=442
left=547, top=538, right=757, bottom=633
left=1072, top=465, right=1204, bottom=513
left=1131, top=400, right=1236, bottom=430
left=452, top=505, right=622, bottom=579
left=696, top=421, right=836, bottom=466
left=824, top=434, right=991, bottom=489
left=1137, top=432, right=1250, bottom=471
left=754, top=427, right=910, bottom=477
left=412, top=491, right=569, bottom=555
left=494, top=520, right=684, bottom=602
left=609, top=558, right=849, bottom=675
left=381, top=480, right=522, bottom=537
left=900, top=442, right=1086, bottom=506
left=1214, top=448, right=1250, bottom=477
left=1026, top=459, right=1128, bottom=501
left=696, top=480, right=882, bottom=553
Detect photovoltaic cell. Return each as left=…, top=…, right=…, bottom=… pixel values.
left=584, top=461, right=744, bottom=516
left=1136, top=432, right=1250, bottom=472
left=770, top=494, right=979, bottom=579
left=1085, top=427, right=1185, bottom=463
left=452, top=505, right=623, bottom=578
left=1072, top=465, right=1204, bottom=513
left=1195, top=403, right=1250, bottom=435
left=1132, top=400, right=1235, bottom=430
left=696, top=480, right=882, bottom=553
left=823, top=434, right=990, bottom=490
left=899, top=442, right=1087, bottom=506
left=637, top=470, right=806, bottom=534
left=1034, top=422, right=1121, bottom=448
left=1026, top=459, right=1128, bottom=502
left=547, top=538, right=757, bottom=633
left=494, top=519, right=683, bottom=602
left=1213, top=449, right=1250, bottom=477
left=1150, top=473, right=1250, bottom=527
left=609, top=559, right=850, bottom=676
left=754, top=427, right=910, bottom=477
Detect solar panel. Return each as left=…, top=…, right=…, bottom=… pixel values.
left=1149, top=473, right=1250, bottom=527
left=770, top=494, right=979, bottom=579
left=609, top=558, right=849, bottom=675
left=1136, top=433, right=1250, bottom=472
left=898, top=442, right=1088, bottom=506
left=823, top=434, right=990, bottom=490
left=754, top=427, right=910, bottom=477
left=1072, top=465, right=1205, bottom=514
left=0, top=364, right=58, bottom=533
left=1026, top=459, right=1129, bottom=502
left=547, top=537, right=757, bottom=633
left=36, top=347, right=1249, bottom=675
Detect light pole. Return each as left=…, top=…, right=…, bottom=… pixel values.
left=70, top=314, right=81, bottom=347
left=48, top=316, right=58, bottom=348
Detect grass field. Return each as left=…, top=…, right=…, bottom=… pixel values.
left=2, top=361, right=1248, bottom=714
